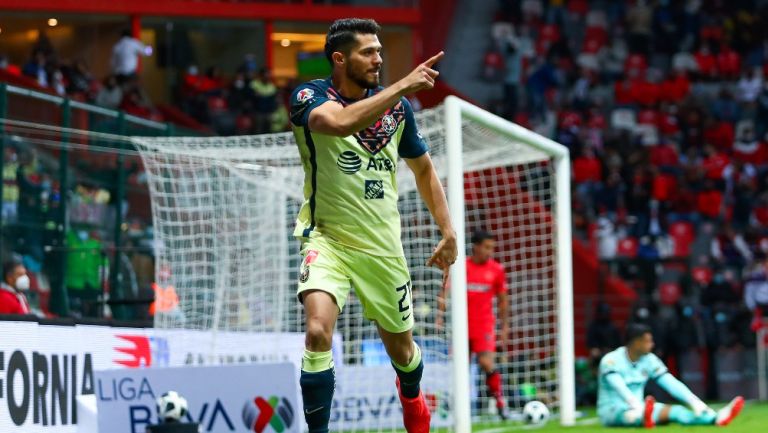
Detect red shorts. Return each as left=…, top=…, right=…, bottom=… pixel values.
left=468, top=327, right=496, bottom=353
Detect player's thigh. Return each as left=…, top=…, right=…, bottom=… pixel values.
left=347, top=253, right=413, bottom=333
left=297, top=240, right=352, bottom=313
left=476, top=351, right=495, bottom=371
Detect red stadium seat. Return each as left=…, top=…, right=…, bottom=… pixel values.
left=617, top=237, right=639, bottom=258
left=659, top=282, right=682, bottom=305
left=207, top=96, right=228, bottom=113
left=691, top=266, right=713, bottom=285
left=669, top=221, right=695, bottom=257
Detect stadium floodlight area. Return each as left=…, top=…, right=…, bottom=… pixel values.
left=132, top=96, right=575, bottom=432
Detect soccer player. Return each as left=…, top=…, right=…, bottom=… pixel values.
left=437, top=230, right=509, bottom=419
left=289, top=18, right=457, bottom=433
left=598, top=323, right=744, bottom=428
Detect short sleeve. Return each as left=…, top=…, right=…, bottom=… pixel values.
left=599, top=354, right=618, bottom=376
left=290, top=82, right=330, bottom=127
left=398, top=98, right=428, bottom=159
left=645, top=354, right=668, bottom=380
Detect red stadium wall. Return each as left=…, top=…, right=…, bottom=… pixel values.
left=0, top=0, right=420, bottom=24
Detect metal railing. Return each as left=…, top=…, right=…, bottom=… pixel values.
left=0, top=82, right=197, bottom=320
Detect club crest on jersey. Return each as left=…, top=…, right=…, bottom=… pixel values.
left=324, top=87, right=406, bottom=154
left=381, top=114, right=398, bottom=134
left=296, top=88, right=314, bottom=103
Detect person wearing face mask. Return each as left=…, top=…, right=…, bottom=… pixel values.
left=0, top=260, right=31, bottom=315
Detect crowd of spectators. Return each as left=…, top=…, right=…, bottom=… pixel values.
left=0, top=29, right=290, bottom=135
left=0, top=29, right=163, bottom=121
left=482, top=0, right=768, bottom=399
left=179, top=59, right=290, bottom=135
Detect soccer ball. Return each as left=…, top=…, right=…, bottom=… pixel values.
left=522, top=400, right=550, bottom=425
left=156, top=391, right=188, bottom=423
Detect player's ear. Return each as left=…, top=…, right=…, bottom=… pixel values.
left=332, top=51, right=345, bottom=66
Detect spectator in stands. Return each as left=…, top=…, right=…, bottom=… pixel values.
left=227, top=71, right=252, bottom=114
left=22, top=50, right=49, bottom=88
left=757, top=81, right=768, bottom=138
left=702, top=269, right=741, bottom=308
left=694, top=43, right=717, bottom=80
left=66, top=59, right=94, bottom=98
left=587, top=302, right=622, bottom=361
left=95, top=75, right=123, bottom=109
left=744, top=258, right=768, bottom=320
left=672, top=49, right=699, bottom=76
left=711, top=87, right=741, bottom=124
left=111, top=29, right=150, bottom=86
left=0, top=259, right=30, bottom=315
left=573, top=147, right=601, bottom=213
left=120, top=86, right=158, bottom=120
left=250, top=67, right=278, bottom=134
left=711, top=225, right=753, bottom=268
left=599, top=34, right=629, bottom=82
left=526, top=56, right=558, bottom=122
left=238, top=53, right=259, bottom=76
left=626, top=0, right=652, bottom=56
left=737, top=68, right=764, bottom=105
left=51, top=69, right=66, bottom=96
left=502, top=33, right=523, bottom=120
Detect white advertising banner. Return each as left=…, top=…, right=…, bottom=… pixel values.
left=330, top=364, right=453, bottom=430
left=1, top=320, right=450, bottom=432
left=0, top=321, right=304, bottom=433
left=95, top=363, right=299, bottom=433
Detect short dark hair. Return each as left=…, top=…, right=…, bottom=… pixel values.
left=121, top=29, right=132, bottom=38
left=324, top=18, right=381, bottom=65
left=471, top=230, right=495, bottom=245
left=3, top=260, right=23, bottom=281
left=625, top=323, right=652, bottom=344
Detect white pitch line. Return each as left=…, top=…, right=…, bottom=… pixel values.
left=474, top=417, right=599, bottom=432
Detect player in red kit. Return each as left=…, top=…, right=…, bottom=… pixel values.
left=438, top=231, right=509, bottom=419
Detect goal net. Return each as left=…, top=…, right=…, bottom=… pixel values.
left=132, top=96, right=574, bottom=432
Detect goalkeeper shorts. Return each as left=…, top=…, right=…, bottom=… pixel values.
left=297, top=235, right=414, bottom=333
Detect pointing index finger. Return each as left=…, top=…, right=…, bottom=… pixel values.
left=422, top=51, right=444, bottom=68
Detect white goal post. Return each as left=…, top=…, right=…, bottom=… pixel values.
left=133, top=95, right=575, bottom=432
left=444, top=96, right=574, bottom=430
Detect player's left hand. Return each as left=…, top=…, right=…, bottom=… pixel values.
left=427, top=234, right=458, bottom=288
left=691, top=400, right=715, bottom=417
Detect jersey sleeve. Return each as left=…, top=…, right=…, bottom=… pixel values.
left=599, top=353, right=619, bottom=377
left=644, top=353, right=669, bottom=380
left=290, top=81, right=330, bottom=128
left=398, top=98, right=429, bottom=159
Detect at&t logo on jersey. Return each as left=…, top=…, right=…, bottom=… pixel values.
left=337, top=151, right=362, bottom=174
left=366, top=157, right=394, bottom=172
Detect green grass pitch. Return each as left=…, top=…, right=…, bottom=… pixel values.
left=470, top=401, right=767, bottom=433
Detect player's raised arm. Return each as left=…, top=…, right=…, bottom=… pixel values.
left=308, top=52, right=444, bottom=137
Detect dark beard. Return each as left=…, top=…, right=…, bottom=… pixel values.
left=347, top=64, right=379, bottom=89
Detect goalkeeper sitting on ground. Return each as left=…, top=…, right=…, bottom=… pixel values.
left=598, top=323, right=744, bottom=428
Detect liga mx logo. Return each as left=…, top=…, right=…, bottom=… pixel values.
left=243, top=396, right=295, bottom=433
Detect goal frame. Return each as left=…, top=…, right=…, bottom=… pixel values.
left=444, top=96, right=575, bottom=430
